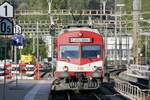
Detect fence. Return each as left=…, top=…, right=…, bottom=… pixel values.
left=114, top=79, right=150, bottom=100
left=0, top=64, right=40, bottom=80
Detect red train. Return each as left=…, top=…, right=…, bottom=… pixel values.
left=54, top=25, right=104, bottom=90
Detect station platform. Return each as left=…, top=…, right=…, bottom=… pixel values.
left=118, top=71, right=149, bottom=88
left=0, top=78, right=55, bottom=100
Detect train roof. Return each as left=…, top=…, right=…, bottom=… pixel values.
left=59, top=24, right=100, bottom=35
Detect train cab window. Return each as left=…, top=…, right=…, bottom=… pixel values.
left=82, top=45, right=101, bottom=58
left=60, top=45, right=80, bottom=58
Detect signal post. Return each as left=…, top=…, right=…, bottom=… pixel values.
left=0, top=2, right=14, bottom=100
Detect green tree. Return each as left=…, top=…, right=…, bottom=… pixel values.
left=21, top=38, right=47, bottom=59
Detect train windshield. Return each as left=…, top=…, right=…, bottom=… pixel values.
left=60, top=45, right=80, bottom=58
left=82, top=45, right=101, bottom=58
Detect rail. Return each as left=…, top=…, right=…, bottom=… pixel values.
left=114, top=79, right=150, bottom=100
left=92, top=93, right=101, bottom=100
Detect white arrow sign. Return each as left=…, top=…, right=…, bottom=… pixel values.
left=14, top=24, right=22, bottom=34
left=0, top=2, right=14, bottom=17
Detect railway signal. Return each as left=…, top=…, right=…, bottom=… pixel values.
left=0, top=2, right=14, bottom=100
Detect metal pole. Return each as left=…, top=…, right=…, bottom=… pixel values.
left=114, top=0, right=118, bottom=68
left=133, top=0, right=141, bottom=64
left=99, top=0, right=102, bottom=23
left=124, top=20, right=130, bottom=65
left=125, top=23, right=128, bottom=64
left=119, top=7, right=122, bottom=66
left=127, top=35, right=130, bottom=65
left=19, top=46, right=23, bottom=79
left=32, top=32, right=35, bottom=54
left=103, top=1, right=107, bottom=58
left=36, top=21, right=39, bottom=63
left=103, top=1, right=106, bottom=15
left=51, top=37, right=54, bottom=76
left=47, top=0, right=55, bottom=76
left=145, top=36, right=148, bottom=64
left=47, top=0, right=53, bottom=14
left=114, top=12, right=117, bottom=68
left=3, top=35, right=7, bottom=100
left=14, top=46, right=18, bottom=86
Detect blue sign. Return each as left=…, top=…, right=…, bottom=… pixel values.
left=12, top=34, right=25, bottom=46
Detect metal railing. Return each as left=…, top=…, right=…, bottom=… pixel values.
left=14, top=9, right=150, bottom=16
left=16, top=19, right=115, bottom=36
left=15, top=9, right=113, bottom=16
left=114, top=79, right=150, bottom=100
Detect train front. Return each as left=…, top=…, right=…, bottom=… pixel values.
left=54, top=26, right=104, bottom=90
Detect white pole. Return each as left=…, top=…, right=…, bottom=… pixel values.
left=103, top=1, right=106, bottom=15
left=36, top=21, right=39, bottom=63
left=126, top=27, right=130, bottom=65
left=32, top=32, right=35, bottom=54
left=47, top=0, right=55, bottom=76
left=47, top=0, right=53, bottom=14
left=114, top=3, right=118, bottom=68
left=133, top=0, right=141, bottom=64
left=119, top=6, right=122, bottom=66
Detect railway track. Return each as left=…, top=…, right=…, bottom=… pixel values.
left=49, top=90, right=102, bottom=100
left=49, top=83, right=129, bottom=100
left=48, top=67, right=130, bottom=100
left=92, top=93, right=102, bottom=100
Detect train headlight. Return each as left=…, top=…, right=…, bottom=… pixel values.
left=78, top=33, right=83, bottom=37
left=63, top=66, right=68, bottom=72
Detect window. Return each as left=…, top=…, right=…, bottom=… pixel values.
left=60, top=45, right=80, bottom=58
left=82, top=45, right=101, bottom=58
